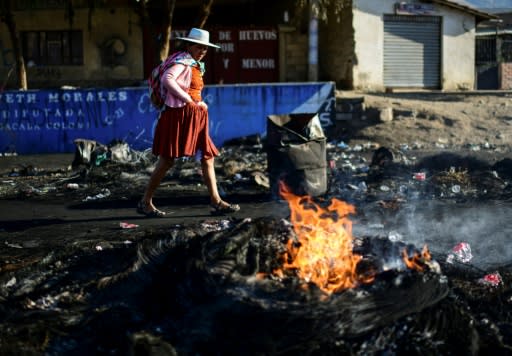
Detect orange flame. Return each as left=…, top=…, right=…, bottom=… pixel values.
left=274, top=183, right=363, bottom=294
left=401, top=245, right=432, bottom=271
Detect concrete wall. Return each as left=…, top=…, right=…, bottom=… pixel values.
left=352, top=0, right=385, bottom=91
left=501, top=63, right=512, bottom=89
left=278, top=25, right=308, bottom=82
left=442, top=7, right=476, bottom=90
left=0, top=82, right=336, bottom=154
left=318, top=4, right=354, bottom=89
left=0, top=6, right=143, bottom=89
left=352, top=0, right=476, bottom=91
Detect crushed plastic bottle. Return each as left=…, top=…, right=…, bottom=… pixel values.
left=119, top=222, right=139, bottom=229
left=413, top=172, right=426, bottom=181
left=478, top=272, right=502, bottom=287
left=446, top=242, right=473, bottom=264
left=451, top=185, right=461, bottom=193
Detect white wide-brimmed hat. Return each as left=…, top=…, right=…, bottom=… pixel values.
left=176, top=28, right=220, bottom=49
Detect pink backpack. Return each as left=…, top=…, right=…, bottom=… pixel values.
left=147, top=52, right=181, bottom=110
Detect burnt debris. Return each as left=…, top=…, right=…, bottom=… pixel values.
left=1, top=140, right=512, bottom=354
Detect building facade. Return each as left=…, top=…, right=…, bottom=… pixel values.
left=476, top=10, right=512, bottom=89
left=346, top=0, right=495, bottom=91
left=0, top=0, right=495, bottom=91
left=1, top=1, right=143, bottom=89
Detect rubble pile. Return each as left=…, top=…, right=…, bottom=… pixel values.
left=0, top=213, right=510, bottom=354
left=1, top=138, right=512, bottom=354
left=1, top=138, right=512, bottom=203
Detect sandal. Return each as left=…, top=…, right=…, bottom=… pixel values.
left=210, top=201, right=240, bottom=216
left=136, top=200, right=166, bottom=218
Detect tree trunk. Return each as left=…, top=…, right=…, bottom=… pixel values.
left=1, top=1, right=27, bottom=90
left=159, top=0, right=176, bottom=61
left=195, top=0, right=214, bottom=29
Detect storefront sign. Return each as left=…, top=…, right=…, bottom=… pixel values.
left=174, top=27, right=279, bottom=84
left=395, top=2, right=437, bottom=15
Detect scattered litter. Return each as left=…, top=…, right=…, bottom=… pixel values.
left=352, top=144, right=363, bottom=152
left=337, top=141, right=349, bottom=149
left=356, top=164, right=370, bottom=173
left=478, top=272, right=503, bottom=287
left=253, top=172, right=270, bottom=188
left=451, top=185, right=461, bottom=193
left=399, top=144, right=409, bottom=151
left=413, top=172, right=426, bottom=181
left=66, top=183, right=79, bottom=190
left=201, top=219, right=231, bottom=232
left=446, top=242, right=473, bottom=264
left=5, top=241, right=23, bottom=249
left=120, top=222, right=139, bottom=229
left=83, top=188, right=111, bottom=201
left=110, top=142, right=134, bottom=163
left=95, top=152, right=108, bottom=166
left=5, top=277, right=16, bottom=288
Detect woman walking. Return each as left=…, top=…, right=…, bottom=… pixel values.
left=137, top=28, right=240, bottom=218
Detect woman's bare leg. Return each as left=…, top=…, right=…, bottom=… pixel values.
left=141, top=156, right=174, bottom=211
left=201, top=157, right=240, bottom=211
left=201, top=157, right=222, bottom=205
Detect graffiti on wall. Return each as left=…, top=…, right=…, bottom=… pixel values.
left=0, top=82, right=336, bottom=154
left=2, top=90, right=128, bottom=130
left=0, top=88, right=159, bottom=153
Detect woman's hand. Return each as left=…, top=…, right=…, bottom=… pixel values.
left=188, top=100, right=208, bottom=111
left=197, top=101, right=208, bottom=111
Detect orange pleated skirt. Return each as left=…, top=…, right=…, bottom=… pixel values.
left=152, top=103, right=219, bottom=160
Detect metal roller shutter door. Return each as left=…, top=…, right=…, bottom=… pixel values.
left=384, top=15, right=441, bottom=88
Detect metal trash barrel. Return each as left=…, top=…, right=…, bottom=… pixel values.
left=266, top=113, right=327, bottom=198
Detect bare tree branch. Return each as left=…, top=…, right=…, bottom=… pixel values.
left=195, top=0, right=214, bottom=29
left=159, top=0, right=176, bottom=61
left=0, top=0, right=27, bottom=90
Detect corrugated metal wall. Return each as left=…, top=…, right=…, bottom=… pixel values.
left=383, top=15, right=441, bottom=88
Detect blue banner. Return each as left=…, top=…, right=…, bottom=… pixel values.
left=0, top=82, right=335, bottom=154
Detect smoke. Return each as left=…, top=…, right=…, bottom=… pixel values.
left=374, top=201, right=512, bottom=270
